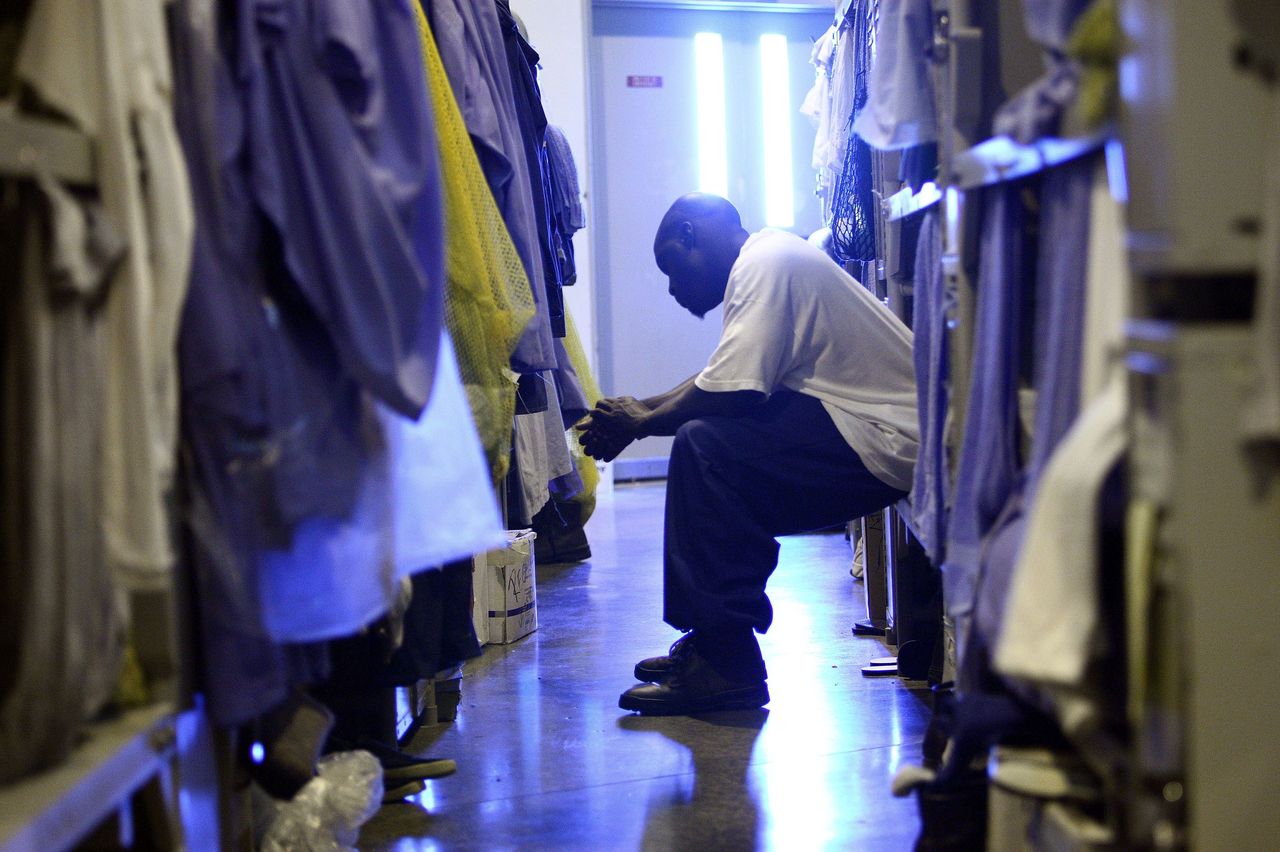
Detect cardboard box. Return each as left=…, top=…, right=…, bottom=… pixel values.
left=486, top=529, right=538, bottom=644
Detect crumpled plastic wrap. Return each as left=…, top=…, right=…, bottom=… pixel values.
left=262, top=750, right=384, bottom=851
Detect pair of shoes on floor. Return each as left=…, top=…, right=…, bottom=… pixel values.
left=620, top=634, right=769, bottom=716
left=374, top=747, right=458, bottom=804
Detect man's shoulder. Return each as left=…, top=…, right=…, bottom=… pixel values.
left=734, top=230, right=809, bottom=280
left=737, top=229, right=853, bottom=292
left=743, top=228, right=809, bottom=258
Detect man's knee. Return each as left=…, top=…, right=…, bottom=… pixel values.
left=672, top=418, right=724, bottom=461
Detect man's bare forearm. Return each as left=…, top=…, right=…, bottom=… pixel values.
left=576, top=378, right=765, bottom=461
left=641, top=374, right=700, bottom=410
left=639, top=383, right=765, bottom=437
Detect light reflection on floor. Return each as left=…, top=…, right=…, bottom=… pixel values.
left=360, top=481, right=930, bottom=850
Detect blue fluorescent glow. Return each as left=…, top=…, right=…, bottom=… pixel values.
left=945, top=186, right=961, bottom=242
left=759, top=34, right=795, bottom=227
left=694, top=32, right=728, bottom=197
left=250, top=742, right=265, bottom=764
left=408, top=779, right=438, bottom=811
left=1105, top=139, right=1129, bottom=203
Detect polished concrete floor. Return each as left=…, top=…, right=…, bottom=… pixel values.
left=360, top=480, right=931, bottom=850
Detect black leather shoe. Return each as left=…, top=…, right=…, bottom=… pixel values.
left=633, top=632, right=696, bottom=683
left=620, top=649, right=769, bottom=716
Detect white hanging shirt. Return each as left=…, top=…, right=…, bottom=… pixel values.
left=800, top=25, right=839, bottom=171
left=18, top=0, right=194, bottom=586
left=852, top=0, right=939, bottom=150
left=800, top=22, right=859, bottom=219
left=696, top=229, right=919, bottom=491
left=258, top=333, right=505, bottom=643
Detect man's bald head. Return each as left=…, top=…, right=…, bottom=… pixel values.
left=653, top=193, right=744, bottom=249
left=652, top=193, right=750, bottom=318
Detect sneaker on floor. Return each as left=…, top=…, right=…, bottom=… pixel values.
left=620, top=647, right=769, bottom=716
left=382, top=757, right=457, bottom=783
left=381, top=779, right=425, bottom=804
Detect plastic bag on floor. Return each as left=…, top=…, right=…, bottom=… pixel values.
left=262, top=750, right=384, bottom=851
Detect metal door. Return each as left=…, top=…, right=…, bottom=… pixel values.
left=590, top=1, right=832, bottom=477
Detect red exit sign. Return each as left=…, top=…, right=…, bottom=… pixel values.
left=626, top=75, right=663, bottom=88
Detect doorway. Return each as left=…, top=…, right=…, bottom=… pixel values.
left=590, top=1, right=833, bottom=478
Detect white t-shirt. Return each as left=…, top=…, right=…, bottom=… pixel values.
left=696, top=229, right=919, bottom=491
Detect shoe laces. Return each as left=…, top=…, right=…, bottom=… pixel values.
left=668, top=632, right=696, bottom=660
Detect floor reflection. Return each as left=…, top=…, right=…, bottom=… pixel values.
left=619, top=710, right=769, bottom=851
left=358, top=482, right=929, bottom=850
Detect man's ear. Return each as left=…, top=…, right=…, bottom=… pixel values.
left=679, top=220, right=695, bottom=249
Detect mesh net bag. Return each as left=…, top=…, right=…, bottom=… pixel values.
left=830, top=0, right=878, bottom=264
left=560, top=308, right=600, bottom=518
left=415, top=6, right=535, bottom=488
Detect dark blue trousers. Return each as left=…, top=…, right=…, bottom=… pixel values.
left=663, top=391, right=907, bottom=680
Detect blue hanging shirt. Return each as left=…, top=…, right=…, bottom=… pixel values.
left=239, top=0, right=445, bottom=418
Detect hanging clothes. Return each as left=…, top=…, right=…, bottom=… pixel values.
left=489, top=0, right=580, bottom=525
left=238, top=0, right=445, bottom=420
left=541, top=123, right=594, bottom=451
left=380, top=333, right=506, bottom=572
left=941, top=185, right=1034, bottom=669
left=970, top=156, right=1095, bottom=656
left=545, top=126, right=585, bottom=237
left=1236, top=8, right=1280, bottom=446
left=496, top=0, right=567, bottom=338
left=852, top=0, right=938, bottom=151
left=16, top=0, right=195, bottom=587
left=213, top=0, right=492, bottom=646
left=174, top=0, right=372, bottom=539
left=258, top=334, right=504, bottom=644
left=908, top=212, right=948, bottom=562
left=428, top=0, right=558, bottom=373
left=414, top=1, right=535, bottom=487
left=1243, top=94, right=1280, bottom=445
left=558, top=309, right=604, bottom=517
left=995, top=163, right=1131, bottom=688
left=801, top=20, right=859, bottom=221
left=553, top=338, right=590, bottom=428
left=800, top=25, right=838, bottom=182
left=829, top=2, right=879, bottom=263
left=171, top=0, right=352, bottom=725
left=1020, top=0, right=1096, bottom=52
left=0, top=176, right=126, bottom=784
left=992, top=0, right=1094, bottom=143
left=1066, top=0, right=1122, bottom=132
left=508, top=387, right=577, bottom=528
left=172, top=0, right=452, bottom=716
left=545, top=124, right=583, bottom=287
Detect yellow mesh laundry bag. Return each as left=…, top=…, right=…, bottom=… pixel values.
left=562, top=308, right=601, bottom=518
left=415, top=6, right=535, bottom=488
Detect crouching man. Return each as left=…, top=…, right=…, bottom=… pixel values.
left=578, top=193, right=919, bottom=716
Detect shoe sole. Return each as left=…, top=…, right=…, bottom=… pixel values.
left=383, top=759, right=458, bottom=782
left=381, top=780, right=425, bottom=803
left=618, top=684, right=770, bottom=716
